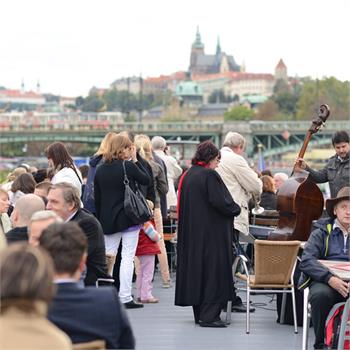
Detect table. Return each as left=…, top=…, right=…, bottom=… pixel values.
left=318, top=260, right=350, bottom=281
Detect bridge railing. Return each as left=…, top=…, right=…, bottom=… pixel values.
left=0, top=121, right=224, bottom=133
left=0, top=120, right=349, bottom=133
left=249, top=120, right=350, bottom=133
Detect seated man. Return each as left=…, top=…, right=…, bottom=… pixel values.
left=46, top=182, right=110, bottom=285
left=6, top=194, right=45, bottom=243
left=299, top=186, right=350, bottom=349
left=41, top=222, right=135, bottom=349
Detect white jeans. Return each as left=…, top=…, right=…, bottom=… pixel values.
left=104, top=228, right=140, bottom=303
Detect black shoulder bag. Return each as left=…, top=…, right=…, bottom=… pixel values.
left=122, top=161, right=152, bottom=224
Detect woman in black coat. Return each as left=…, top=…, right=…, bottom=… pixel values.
left=175, top=141, right=241, bottom=327
left=94, top=133, right=150, bottom=308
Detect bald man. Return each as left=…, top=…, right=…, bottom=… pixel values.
left=6, top=194, right=45, bottom=243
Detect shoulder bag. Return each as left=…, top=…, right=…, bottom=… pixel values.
left=122, top=161, right=152, bottom=224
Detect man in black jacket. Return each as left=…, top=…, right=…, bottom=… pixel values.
left=42, top=222, right=135, bottom=349
left=298, top=130, right=350, bottom=198
left=299, top=187, right=350, bottom=349
left=47, top=182, right=110, bottom=286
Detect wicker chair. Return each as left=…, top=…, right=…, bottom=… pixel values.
left=73, top=339, right=106, bottom=350
left=226, top=239, right=300, bottom=334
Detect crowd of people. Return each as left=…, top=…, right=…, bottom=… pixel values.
left=0, top=129, right=348, bottom=349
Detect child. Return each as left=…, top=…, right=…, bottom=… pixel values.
left=135, top=221, right=161, bottom=303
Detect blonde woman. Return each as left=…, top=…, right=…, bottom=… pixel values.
left=1, top=167, right=27, bottom=192
left=134, top=134, right=171, bottom=288
left=94, top=133, right=150, bottom=308
left=83, top=131, right=117, bottom=214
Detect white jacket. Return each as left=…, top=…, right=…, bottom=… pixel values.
left=216, top=147, right=262, bottom=235
left=51, top=167, right=83, bottom=198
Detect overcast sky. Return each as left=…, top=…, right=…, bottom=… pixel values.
left=1, top=0, right=349, bottom=97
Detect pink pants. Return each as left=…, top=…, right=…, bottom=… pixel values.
left=136, top=255, right=155, bottom=301
left=153, top=208, right=170, bottom=283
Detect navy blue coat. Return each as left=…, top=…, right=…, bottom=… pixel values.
left=299, top=218, right=349, bottom=288
left=48, top=282, right=135, bottom=349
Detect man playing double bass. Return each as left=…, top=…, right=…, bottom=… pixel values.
left=297, top=130, right=350, bottom=198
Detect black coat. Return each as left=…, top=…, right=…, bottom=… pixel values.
left=136, top=154, right=156, bottom=205
left=48, top=282, right=135, bottom=349
left=260, top=191, right=277, bottom=210
left=153, top=153, right=168, bottom=218
left=175, top=166, right=241, bottom=306
left=70, top=209, right=110, bottom=286
left=6, top=226, right=28, bottom=244
left=94, top=159, right=150, bottom=234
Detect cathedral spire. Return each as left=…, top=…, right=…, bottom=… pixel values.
left=216, top=36, right=221, bottom=56
left=21, top=79, right=25, bottom=94
left=192, top=26, right=204, bottom=50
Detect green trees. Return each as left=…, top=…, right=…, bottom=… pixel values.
left=224, top=106, right=254, bottom=121
left=257, top=77, right=349, bottom=121
left=77, top=89, right=171, bottom=114
left=81, top=93, right=104, bottom=112
left=296, top=77, right=350, bottom=120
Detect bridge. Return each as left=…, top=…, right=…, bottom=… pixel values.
left=0, top=120, right=348, bottom=158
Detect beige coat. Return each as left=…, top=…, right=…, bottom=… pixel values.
left=154, top=150, right=182, bottom=209
left=0, top=213, right=11, bottom=233
left=0, top=303, right=72, bottom=350
left=0, top=213, right=11, bottom=251
left=216, top=147, right=262, bottom=235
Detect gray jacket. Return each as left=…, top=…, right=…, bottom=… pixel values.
left=306, top=153, right=349, bottom=198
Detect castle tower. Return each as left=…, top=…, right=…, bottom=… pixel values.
left=21, top=79, right=25, bottom=94
left=36, top=80, right=41, bottom=94
left=189, top=26, right=205, bottom=74
left=215, top=36, right=221, bottom=56
left=240, top=60, right=246, bottom=73
left=275, top=58, right=288, bottom=81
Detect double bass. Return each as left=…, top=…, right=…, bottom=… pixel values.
left=269, top=104, right=330, bottom=241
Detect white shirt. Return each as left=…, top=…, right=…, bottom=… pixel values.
left=52, top=167, right=82, bottom=198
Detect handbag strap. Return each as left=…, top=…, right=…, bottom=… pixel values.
left=122, top=160, right=142, bottom=191
left=71, top=166, right=83, bottom=185
left=122, top=161, right=129, bottom=185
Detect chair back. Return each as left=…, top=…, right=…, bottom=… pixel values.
left=73, top=339, right=106, bottom=350
left=250, top=209, right=279, bottom=226
left=254, top=240, right=300, bottom=285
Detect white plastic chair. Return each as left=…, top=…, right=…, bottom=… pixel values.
left=302, top=287, right=311, bottom=350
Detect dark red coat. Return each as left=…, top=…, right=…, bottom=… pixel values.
left=135, top=227, right=161, bottom=256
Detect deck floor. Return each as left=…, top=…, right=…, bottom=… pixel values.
left=126, top=273, right=315, bottom=350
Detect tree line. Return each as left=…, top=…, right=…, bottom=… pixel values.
left=74, top=77, right=349, bottom=122
left=224, top=77, right=349, bottom=121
